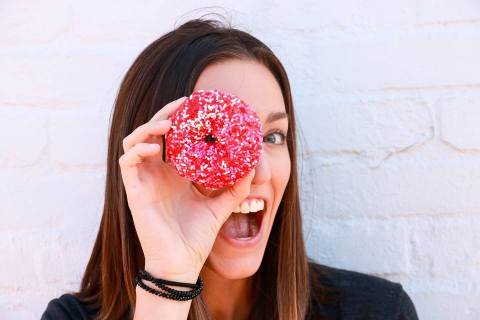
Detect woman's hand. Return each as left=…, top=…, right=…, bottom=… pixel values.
left=118, top=96, right=255, bottom=282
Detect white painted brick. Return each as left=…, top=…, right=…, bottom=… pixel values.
left=440, top=94, right=480, bottom=150
left=0, top=107, right=48, bottom=167
left=70, top=0, right=173, bottom=42
left=0, top=299, right=35, bottom=320
left=308, top=141, right=480, bottom=218
left=298, top=96, right=433, bottom=158
left=305, top=218, right=409, bottom=275
left=242, top=0, right=358, bottom=32
left=1, top=291, right=72, bottom=320
left=49, top=109, right=109, bottom=166
left=417, top=0, right=480, bottom=25
left=0, top=47, right=132, bottom=107
left=3, top=3, right=480, bottom=319
left=0, top=167, right=104, bottom=231
left=409, top=215, right=480, bottom=280
left=1, top=230, right=96, bottom=290
left=1, top=224, right=98, bottom=318
left=70, top=0, right=250, bottom=43
left=0, top=0, right=70, bottom=46
left=69, top=0, right=394, bottom=44
left=288, top=27, right=480, bottom=94
left=0, top=231, right=60, bottom=292
left=353, top=0, right=417, bottom=28
left=0, top=232, right=35, bottom=291
left=412, top=291, right=480, bottom=320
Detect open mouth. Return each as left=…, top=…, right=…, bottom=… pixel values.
left=220, top=202, right=267, bottom=241
left=245, top=204, right=267, bottom=238
left=254, top=206, right=266, bottom=231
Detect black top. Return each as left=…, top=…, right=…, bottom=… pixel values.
left=40, top=262, right=419, bottom=319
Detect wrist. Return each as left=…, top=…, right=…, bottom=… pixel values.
left=143, top=262, right=201, bottom=284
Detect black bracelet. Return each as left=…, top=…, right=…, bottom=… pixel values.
left=137, top=271, right=203, bottom=297
left=135, top=274, right=203, bottom=301
left=135, top=269, right=203, bottom=301
left=138, top=269, right=200, bottom=288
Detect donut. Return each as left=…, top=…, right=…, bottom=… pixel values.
left=165, top=89, right=263, bottom=190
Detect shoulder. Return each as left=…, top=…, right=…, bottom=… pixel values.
left=308, top=261, right=419, bottom=319
left=41, top=293, right=98, bottom=320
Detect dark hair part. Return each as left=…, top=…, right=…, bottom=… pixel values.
left=70, top=15, right=339, bottom=320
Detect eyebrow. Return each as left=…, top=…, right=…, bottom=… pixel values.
left=265, top=111, right=288, bottom=124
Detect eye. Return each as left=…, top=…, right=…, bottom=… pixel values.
left=263, top=130, right=287, bottom=145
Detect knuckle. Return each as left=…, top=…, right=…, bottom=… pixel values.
left=122, top=137, right=130, bottom=152
left=118, top=154, right=126, bottom=166
left=229, top=186, right=241, bottom=200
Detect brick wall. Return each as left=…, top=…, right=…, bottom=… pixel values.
left=1, top=1, right=479, bottom=319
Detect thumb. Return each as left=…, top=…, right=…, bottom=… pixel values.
left=206, top=168, right=256, bottom=226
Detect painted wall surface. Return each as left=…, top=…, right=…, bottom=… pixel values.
left=1, top=1, right=479, bottom=319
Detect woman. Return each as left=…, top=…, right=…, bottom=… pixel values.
left=41, top=17, right=419, bottom=320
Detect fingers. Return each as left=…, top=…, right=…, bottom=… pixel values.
left=205, top=169, right=256, bottom=226
left=122, top=119, right=172, bottom=153
left=150, top=96, right=187, bottom=122
left=121, top=96, right=187, bottom=161
left=119, top=142, right=161, bottom=168
left=148, top=96, right=187, bottom=162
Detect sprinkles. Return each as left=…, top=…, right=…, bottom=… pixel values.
left=165, top=89, right=263, bottom=190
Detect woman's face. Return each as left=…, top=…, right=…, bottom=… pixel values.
left=192, top=58, right=291, bottom=280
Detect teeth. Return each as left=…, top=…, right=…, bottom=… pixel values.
left=233, top=199, right=265, bottom=215
left=258, top=200, right=264, bottom=211
left=240, top=201, right=249, bottom=213
left=250, top=200, right=258, bottom=212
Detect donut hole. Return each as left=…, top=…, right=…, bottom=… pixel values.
left=204, top=134, right=216, bottom=143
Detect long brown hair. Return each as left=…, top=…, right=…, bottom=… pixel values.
left=70, top=14, right=339, bottom=320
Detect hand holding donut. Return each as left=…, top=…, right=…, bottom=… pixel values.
left=118, top=92, right=260, bottom=282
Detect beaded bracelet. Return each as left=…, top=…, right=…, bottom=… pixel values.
left=135, top=269, right=204, bottom=301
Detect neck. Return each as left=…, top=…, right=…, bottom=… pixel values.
left=200, top=265, right=253, bottom=320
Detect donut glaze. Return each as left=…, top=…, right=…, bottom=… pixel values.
left=165, top=89, right=263, bottom=190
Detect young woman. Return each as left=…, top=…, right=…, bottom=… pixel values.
left=41, top=17, right=419, bottom=320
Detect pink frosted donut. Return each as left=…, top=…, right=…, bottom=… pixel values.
left=165, top=89, right=263, bottom=190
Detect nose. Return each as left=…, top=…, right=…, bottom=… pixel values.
left=252, top=149, right=270, bottom=185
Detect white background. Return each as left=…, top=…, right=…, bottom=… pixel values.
left=1, top=1, right=480, bottom=319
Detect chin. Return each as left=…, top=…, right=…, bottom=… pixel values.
left=203, top=208, right=273, bottom=280
left=201, top=195, right=280, bottom=280
left=204, top=250, right=265, bottom=280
